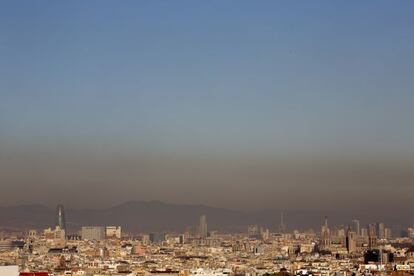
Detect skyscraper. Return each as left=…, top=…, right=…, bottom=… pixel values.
left=384, top=228, right=392, bottom=239
left=368, top=223, right=377, bottom=249
left=352, top=219, right=360, bottom=236
left=56, top=204, right=66, bottom=232
left=198, top=215, right=208, bottom=238
left=377, top=222, right=385, bottom=239
left=321, top=216, right=331, bottom=250
left=346, top=227, right=357, bottom=253
left=361, top=227, right=368, bottom=238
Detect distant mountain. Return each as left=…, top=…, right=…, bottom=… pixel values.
left=0, top=201, right=411, bottom=234
left=66, top=200, right=247, bottom=233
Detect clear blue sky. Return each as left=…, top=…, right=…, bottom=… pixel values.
left=1, top=1, right=414, bottom=209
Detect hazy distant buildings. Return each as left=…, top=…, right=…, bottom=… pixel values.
left=81, top=226, right=105, bottom=240
left=198, top=215, right=208, bottom=238
left=390, top=225, right=404, bottom=238
left=261, top=228, right=270, bottom=240
left=106, top=226, right=121, bottom=239
left=141, top=234, right=150, bottom=245
left=378, top=222, right=385, bottom=239
left=361, top=227, right=368, bottom=238
left=352, top=219, right=360, bottom=236
left=149, top=232, right=166, bottom=243
left=408, top=227, right=414, bottom=239
left=248, top=225, right=261, bottom=239
left=384, top=227, right=392, bottom=239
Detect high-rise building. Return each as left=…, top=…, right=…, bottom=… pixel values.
left=384, top=228, right=392, bottom=239
left=321, top=216, right=331, bottom=250
left=198, top=215, right=208, bottom=238
left=141, top=234, right=150, bottom=245
left=377, top=222, right=385, bottom=239
left=361, top=227, right=368, bottom=238
left=261, top=228, right=270, bottom=240
left=368, top=224, right=377, bottom=249
left=337, top=227, right=346, bottom=238
left=352, top=219, right=360, bottom=236
left=81, top=226, right=105, bottom=240
left=56, top=204, right=66, bottom=233
left=346, top=227, right=357, bottom=253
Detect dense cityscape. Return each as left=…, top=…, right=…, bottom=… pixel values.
left=2, top=1, right=414, bottom=276
left=1, top=205, right=414, bottom=276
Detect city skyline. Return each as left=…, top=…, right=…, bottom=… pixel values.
left=3, top=202, right=414, bottom=275
left=0, top=201, right=412, bottom=235
left=2, top=1, right=414, bottom=275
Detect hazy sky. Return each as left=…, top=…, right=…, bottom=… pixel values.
left=1, top=1, right=414, bottom=211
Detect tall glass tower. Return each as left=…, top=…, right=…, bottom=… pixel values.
left=56, top=204, right=67, bottom=232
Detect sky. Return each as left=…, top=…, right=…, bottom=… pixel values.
left=1, top=1, right=414, bottom=213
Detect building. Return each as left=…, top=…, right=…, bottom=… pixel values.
left=248, top=225, right=261, bottom=239
left=198, top=215, right=208, bottom=238
left=20, top=273, right=49, bottom=276
left=0, top=241, right=24, bottom=251
left=0, top=266, right=18, bottom=276
left=408, top=227, right=414, bottom=238
left=81, top=226, right=105, bottom=240
left=0, top=266, right=19, bottom=276
left=106, top=226, right=122, bottom=239
left=43, top=226, right=65, bottom=242
left=261, top=228, right=270, bottom=240
left=377, top=222, right=385, bottom=239
left=384, top=228, right=392, bottom=239
left=27, top=229, right=37, bottom=239
left=321, top=217, right=331, bottom=250
left=56, top=204, right=66, bottom=233
left=346, top=228, right=357, bottom=253
left=149, top=232, right=166, bottom=243
left=368, top=224, right=377, bottom=249
left=141, top=234, right=150, bottom=245
left=361, top=227, right=368, bottom=238
left=352, top=219, right=360, bottom=236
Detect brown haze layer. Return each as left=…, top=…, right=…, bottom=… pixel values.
left=1, top=144, right=413, bottom=221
